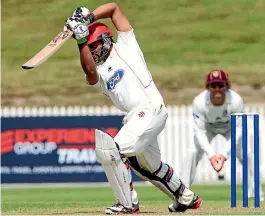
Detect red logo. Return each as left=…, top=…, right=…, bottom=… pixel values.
left=1, top=127, right=119, bottom=154
left=138, top=111, right=145, bottom=118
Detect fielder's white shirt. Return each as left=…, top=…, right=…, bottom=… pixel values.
left=88, top=28, right=164, bottom=113
left=192, top=89, right=244, bottom=158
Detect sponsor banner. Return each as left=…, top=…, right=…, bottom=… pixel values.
left=1, top=116, right=141, bottom=183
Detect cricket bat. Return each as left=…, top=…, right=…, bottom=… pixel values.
left=22, top=29, right=73, bottom=70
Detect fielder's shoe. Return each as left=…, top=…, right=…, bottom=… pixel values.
left=168, top=194, right=203, bottom=212
left=105, top=203, right=140, bottom=215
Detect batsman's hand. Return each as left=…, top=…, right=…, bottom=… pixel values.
left=210, top=154, right=226, bottom=172
left=72, top=7, right=96, bottom=25
left=72, top=7, right=90, bottom=20
left=65, top=16, right=89, bottom=43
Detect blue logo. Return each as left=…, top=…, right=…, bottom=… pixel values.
left=193, top=113, right=199, bottom=119
left=222, top=109, right=228, bottom=116
left=107, top=69, right=124, bottom=90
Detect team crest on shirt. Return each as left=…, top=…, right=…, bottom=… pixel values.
left=107, top=69, right=124, bottom=90
left=138, top=111, right=145, bottom=118
left=222, top=109, right=228, bottom=116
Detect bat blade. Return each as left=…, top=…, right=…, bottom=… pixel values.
left=22, top=29, right=73, bottom=70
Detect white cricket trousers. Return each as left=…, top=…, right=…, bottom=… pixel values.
left=114, top=102, right=197, bottom=205
left=114, top=103, right=166, bottom=172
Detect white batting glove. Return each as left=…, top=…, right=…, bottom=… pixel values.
left=72, top=7, right=96, bottom=25
left=65, top=16, right=89, bottom=44
left=72, top=7, right=90, bottom=19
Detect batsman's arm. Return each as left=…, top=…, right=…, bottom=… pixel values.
left=92, top=2, right=132, bottom=32
left=78, top=43, right=99, bottom=85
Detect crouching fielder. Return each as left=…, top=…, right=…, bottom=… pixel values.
left=180, top=69, right=264, bottom=201
left=65, top=2, right=203, bottom=214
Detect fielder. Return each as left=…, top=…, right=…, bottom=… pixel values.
left=65, top=2, right=203, bottom=214
left=180, top=69, right=264, bottom=201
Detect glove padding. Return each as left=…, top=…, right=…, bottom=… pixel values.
left=65, top=16, right=89, bottom=42
left=65, top=7, right=96, bottom=44
left=72, top=7, right=90, bottom=20
left=72, top=7, right=96, bottom=25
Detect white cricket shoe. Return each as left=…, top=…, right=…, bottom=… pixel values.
left=105, top=203, right=140, bottom=215
left=168, top=194, right=203, bottom=212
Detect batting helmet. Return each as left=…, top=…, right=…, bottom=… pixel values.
left=205, top=69, right=231, bottom=88
left=86, top=22, right=113, bottom=45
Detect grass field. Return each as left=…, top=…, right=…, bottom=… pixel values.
left=1, top=184, right=265, bottom=215
left=2, top=0, right=265, bottom=106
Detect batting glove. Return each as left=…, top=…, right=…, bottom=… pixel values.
left=72, top=7, right=96, bottom=25
left=65, top=16, right=89, bottom=44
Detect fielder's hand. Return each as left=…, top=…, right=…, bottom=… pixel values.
left=210, top=154, right=225, bottom=172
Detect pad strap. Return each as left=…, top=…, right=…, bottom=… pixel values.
left=128, top=156, right=185, bottom=198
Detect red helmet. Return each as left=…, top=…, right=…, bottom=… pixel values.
left=86, top=22, right=113, bottom=45
left=205, top=69, right=231, bottom=88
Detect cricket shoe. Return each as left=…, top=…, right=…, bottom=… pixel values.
left=168, top=194, right=203, bottom=212
left=105, top=203, right=140, bottom=215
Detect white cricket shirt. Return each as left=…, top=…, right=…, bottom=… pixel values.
left=192, top=89, right=244, bottom=158
left=88, top=28, right=164, bottom=112
left=192, top=89, right=244, bottom=134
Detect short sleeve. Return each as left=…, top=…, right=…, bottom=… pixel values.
left=116, top=28, right=142, bottom=53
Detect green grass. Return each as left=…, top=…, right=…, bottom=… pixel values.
left=1, top=184, right=265, bottom=215
left=2, top=0, right=265, bottom=106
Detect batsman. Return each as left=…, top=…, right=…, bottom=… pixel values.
left=180, top=69, right=264, bottom=201
left=65, top=2, right=203, bottom=214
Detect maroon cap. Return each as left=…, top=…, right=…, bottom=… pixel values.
left=205, top=69, right=230, bottom=88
